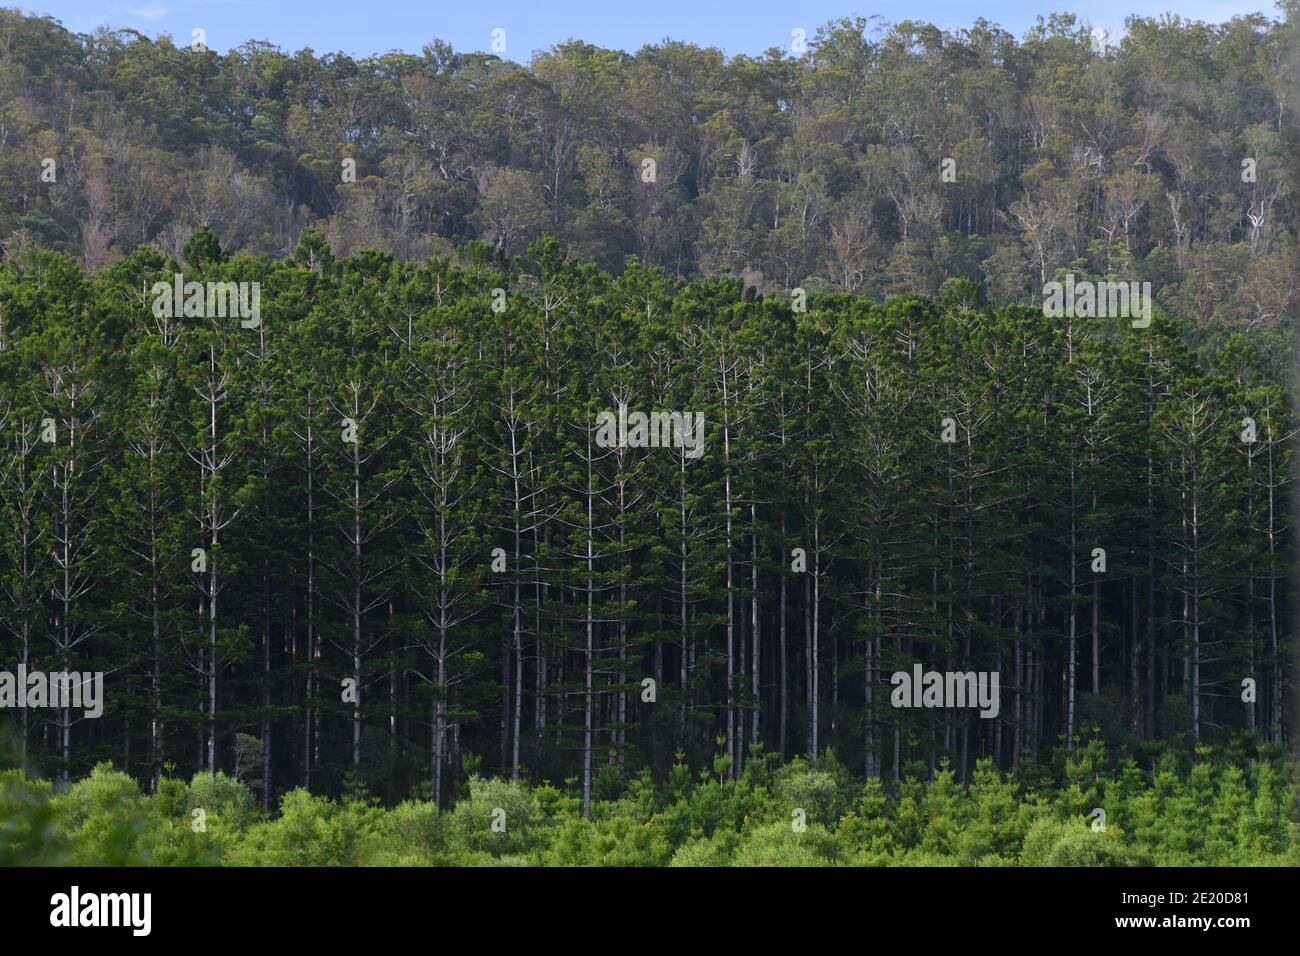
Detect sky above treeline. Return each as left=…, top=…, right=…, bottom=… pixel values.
left=24, top=0, right=1282, bottom=61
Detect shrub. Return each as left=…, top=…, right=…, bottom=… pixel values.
left=730, top=821, right=841, bottom=867
left=52, top=763, right=148, bottom=865
left=227, top=789, right=382, bottom=866
left=446, top=776, right=542, bottom=856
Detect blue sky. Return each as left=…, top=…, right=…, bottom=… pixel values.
left=22, top=0, right=1281, bottom=60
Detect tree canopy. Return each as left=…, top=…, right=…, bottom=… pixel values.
left=0, top=8, right=1294, bottom=329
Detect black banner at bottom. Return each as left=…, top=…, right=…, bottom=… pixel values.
left=0, top=866, right=1287, bottom=941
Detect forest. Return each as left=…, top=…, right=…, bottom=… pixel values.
left=0, top=7, right=1294, bottom=330
left=0, top=6, right=1297, bottom=866
left=0, top=225, right=1293, bottom=816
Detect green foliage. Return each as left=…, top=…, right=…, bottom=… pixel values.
left=0, top=218, right=1290, bottom=829
left=445, top=776, right=543, bottom=857
left=730, top=821, right=841, bottom=866
left=0, top=36, right=1292, bottom=857
left=0, top=9, right=1291, bottom=330
left=538, top=815, right=672, bottom=866
left=0, top=770, right=64, bottom=865
left=669, top=830, right=742, bottom=867
left=226, top=790, right=384, bottom=867
left=773, top=758, right=848, bottom=827
left=362, top=800, right=446, bottom=866
left=1021, top=818, right=1134, bottom=867
left=186, top=771, right=257, bottom=832
left=52, top=763, right=148, bottom=865
left=0, top=747, right=1290, bottom=866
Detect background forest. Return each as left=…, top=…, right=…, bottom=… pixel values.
left=0, top=7, right=1294, bottom=331
left=0, top=6, right=1297, bottom=866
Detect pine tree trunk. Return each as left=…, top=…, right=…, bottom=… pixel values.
left=750, top=504, right=760, bottom=753
left=779, top=515, right=788, bottom=761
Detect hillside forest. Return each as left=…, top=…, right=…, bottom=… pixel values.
left=0, top=7, right=1297, bottom=866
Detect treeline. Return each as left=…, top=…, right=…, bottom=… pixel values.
left=0, top=231, right=1291, bottom=810
left=0, top=8, right=1295, bottom=329
left=1, top=743, right=1294, bottom=866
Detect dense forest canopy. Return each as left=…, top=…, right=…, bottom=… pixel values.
left=0, top=6, right=1297, bottom=869
left=0, top=228, right=1292, bottom=811
left=0, top=7, right=1295, bottom=330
